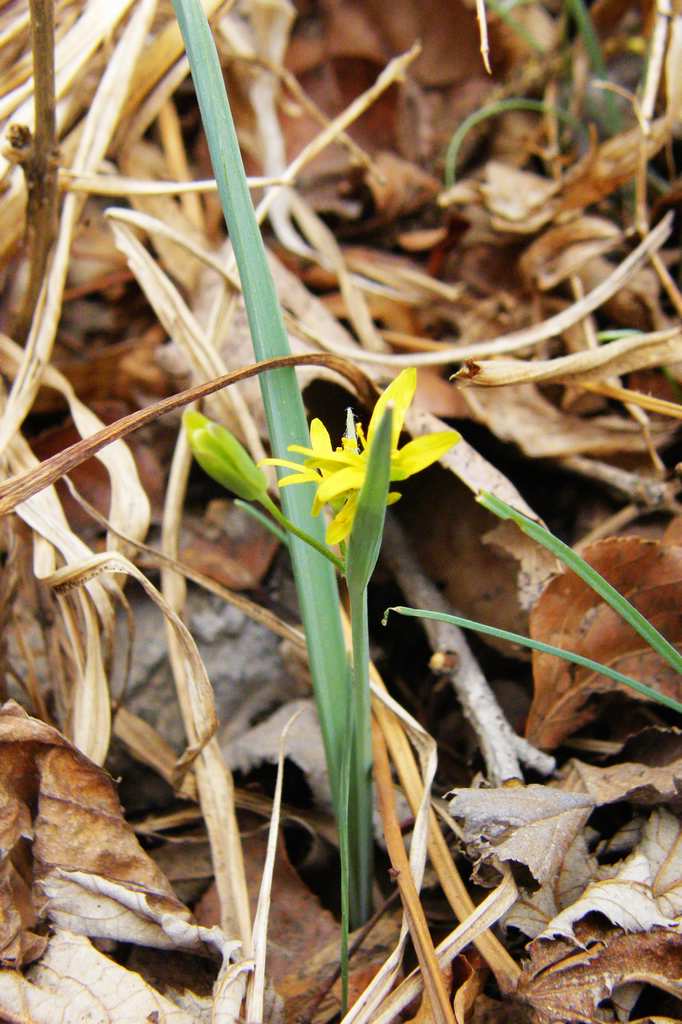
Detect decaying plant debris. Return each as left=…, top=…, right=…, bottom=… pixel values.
left=0, top=0, right=680, bottom=1021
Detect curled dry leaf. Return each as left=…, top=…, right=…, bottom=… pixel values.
left=0, top=700, right=229, bottom=967
left=558, top=117, right=671, bottom=213
left=478, top=162, right=559, bottom=234
left=537, top=807, right=682, bottom=943
left=0, top=930, right=199, bottom=1024
left=560, top=730, right=682, bottom=806
left=526, top=536, right=682, bottom=749
left=448, top=784, right=594, bottom=885
left=454, top=327, right=682, bottom=387
left=519, top=216, right=622, bottom=291
left=516, top=921, right=682, bottom=1024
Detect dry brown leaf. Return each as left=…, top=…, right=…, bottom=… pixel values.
left=502, top=833, right=597, bottom=941
left=483, top=521, right=561, bottom=613
left=0, top=699, right=222, bottom=962
left=0, top=930, right=199, bottom=1024
left=452, top=955, right=486, bottom=1024
left=558, top=117, right=671, bottom=212
left=400, top=471, right=532, bottom=648
left=321, top=0, right=490, bottom=88
left=527, top=536, right=682, bottom=749
left=479, top=162, right=560, bottom=233
left=367, top=151, right=440, bottom=220
left=516, top=921, right=682, bottom=1023
left=197, top=826, right=349, bottom=1021
left=461, top=383, right=676, bottom=458
left=505, top=799, right=682, bottom=946
left=536, top=808, right=681, bottom=942
left=180, top=499, right=279, bottom=591
left=448, top=784, right=595, bottom=885
left=282, top=911, right=402, bottom=1024
left=560, top=734, right=682, bottom=807
left=225, top=700, right=332, bottom=811
left=519, top=216, right=622, bottom=291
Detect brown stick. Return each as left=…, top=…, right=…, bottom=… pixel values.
left=13, top=0, right=59, bottom=342
left=372, top=717, right=457, bottom=1024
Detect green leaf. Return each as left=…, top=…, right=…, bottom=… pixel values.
left=346, top=407, right=393, bottom=595
left=478, top=491, right=682, bottom=677
left=384, top=606, right=682, bottom=715
left=443, top=99, right=581, bottom=187
left=172, top=0, right=369, bottom=923
left=341, top=407, right=393, bottom=931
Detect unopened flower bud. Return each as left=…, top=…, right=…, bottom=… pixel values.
left=183, top=410, right=268, bottom=503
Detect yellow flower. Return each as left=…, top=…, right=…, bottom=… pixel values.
left=261, top=368, right=460, bottom=544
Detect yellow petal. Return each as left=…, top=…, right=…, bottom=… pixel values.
left=317, top=465, right=365, bottom=503
left=309, top=418, right=333, bottom=455
left=367, top=368, right=416, bottom=449
left=326, top=495, right=357, bottom=544
left=302, top=449, right=364, bottom=473
left=287, top=443, right=316, bottom=458
left=277, top=471, right=318, bottom=487
left=392, top=431, right=460, bottom=479
left=259, top=456, right=314, bottom=475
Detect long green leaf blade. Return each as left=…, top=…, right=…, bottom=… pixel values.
left=385, top=606, right=682, bottom=714
left=343, top=407, right=393, bottom=930
left=172, top=0, right=352, bottom=857
left=479, top=491, right=682, bottom=676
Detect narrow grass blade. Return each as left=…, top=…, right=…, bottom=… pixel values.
left=385, top=607, right=682, bottom=714
left=347, top=407, right=393, bottom=594
left=344, top=407, right=393, bottom=931
left=444, top=99, right=581, bottom=186
left=172, top=0, right=353, bottom=882
left=479, top=491, right=682, bottom=677
left=564, top=0, right=621, bottom=135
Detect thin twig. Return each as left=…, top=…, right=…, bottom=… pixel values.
left=559, top=454, right=681, bottom=510
left=12, top=0, right=59, bottom=343
left=381, top=516, right=555, bottom=781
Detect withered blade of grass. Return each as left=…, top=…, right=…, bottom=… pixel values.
left=0, top=352, right=378, bottom=517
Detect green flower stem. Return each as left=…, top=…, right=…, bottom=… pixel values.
left=260, top=495, right=345, bottom=573
left=478, top=491, right=682, bottom=676
left=346, top=586, right=374, bottom=926
left=385, top=607, right=682, bottom=714
left=233, top=499, right=289, bottom=546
